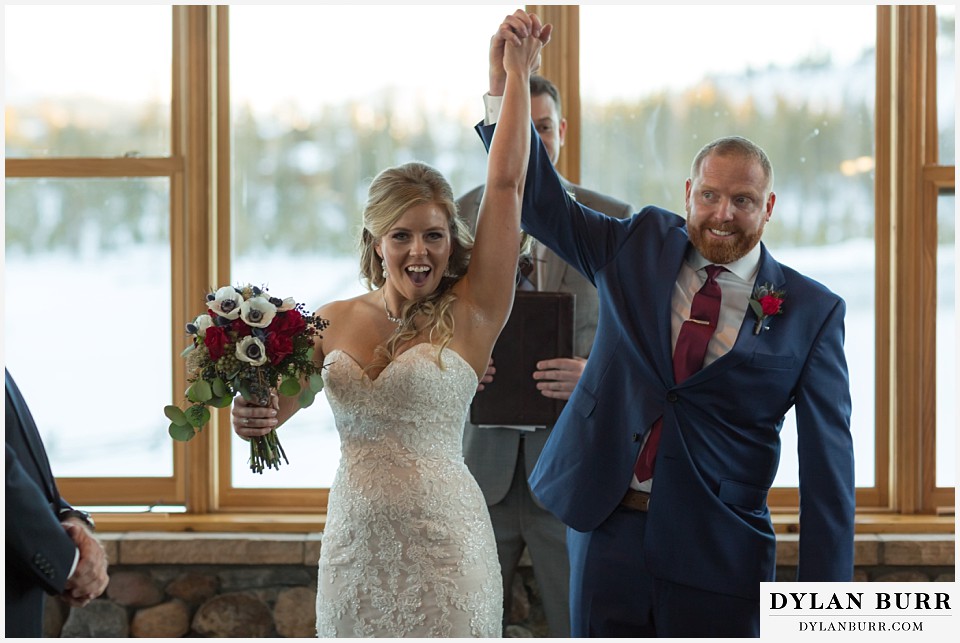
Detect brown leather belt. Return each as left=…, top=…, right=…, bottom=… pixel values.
left=621, top=489, right=651, bottom=512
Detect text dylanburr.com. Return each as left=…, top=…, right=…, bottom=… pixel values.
left=760, top=582, right=955, bottom=639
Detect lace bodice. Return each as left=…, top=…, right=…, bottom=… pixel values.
left=315, top=343, right=502, bottom=638
left=322, top=344, right=478, bottom=464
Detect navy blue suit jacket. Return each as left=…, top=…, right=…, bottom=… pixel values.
left=477, top=123, right=855, bottom=600
left=6, top=369, right=78, bottom=637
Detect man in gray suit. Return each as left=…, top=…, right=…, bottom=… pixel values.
left=459, top=75, right=633, bottom=637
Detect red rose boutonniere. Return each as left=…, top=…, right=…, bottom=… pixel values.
left=749, top=283, right=785, bottom=335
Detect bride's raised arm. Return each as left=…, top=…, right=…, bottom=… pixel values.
left=457, top=13, right=551, bottom=338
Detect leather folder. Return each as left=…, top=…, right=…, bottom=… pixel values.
left=470, top=291, right=575, bottom=427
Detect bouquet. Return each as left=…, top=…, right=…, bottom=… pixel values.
left=164, top=284, right=329, bottom=473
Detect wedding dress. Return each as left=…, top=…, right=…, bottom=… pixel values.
left=315, top=343, right=503, bottom=638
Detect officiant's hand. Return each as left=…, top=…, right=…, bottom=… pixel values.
left=476, top=358, right=496, bottom=392
left=533, top=357, right=586, bottom=400
left=232, top=392, right=280, bottom=440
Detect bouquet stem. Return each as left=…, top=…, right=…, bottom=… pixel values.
left=250, top=429, right=288, bottom=474
left=246, top=391, right=288, bottom=474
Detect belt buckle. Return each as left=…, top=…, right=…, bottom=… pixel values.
left=622, top=489, right=651, bottom=512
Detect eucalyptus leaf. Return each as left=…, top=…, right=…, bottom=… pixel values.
left=210, top=394, right=234, bottom=408
left=298, top=387, right=317, bottom=409
left=748, top=300, right=764, bottom=318
left=187, top=379, right=213, bottom=403
left=308, top=373, right=324, bottom=393
left=279, top=377, right=301, bottom=397
left=180, top=343, right=196, bottom=358
left=211, top=377, right=227, bottom=398
left=163, top=405, right=189, bottom=426
left=185, top=404, right=211, bottom=428
left=169, top=422, right=196, bottom=442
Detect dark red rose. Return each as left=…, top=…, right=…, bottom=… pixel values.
left=269, top=309, right=307, bottom=337
left=266, top=332, right=294, bottom=365
left=204, top=326, right=229, bottom=361
left=759, top=295, right=783, bottom=316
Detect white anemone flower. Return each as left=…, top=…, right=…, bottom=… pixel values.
left=236, top=336, right=269, bottom=366
left=191, top=313, right=214, bottom=337
left=208, top=286, right=243, bottom=320
left=277, top=296, right=297, bottom=312
left=239, top=296, right=278, bottom=328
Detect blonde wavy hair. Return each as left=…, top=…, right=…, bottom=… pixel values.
left=358, top=162, right=474, bottom=369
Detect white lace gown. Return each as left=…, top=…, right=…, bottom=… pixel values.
left=316, top=343, right=503, bottom=638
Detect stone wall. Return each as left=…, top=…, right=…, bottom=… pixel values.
left=43, top=533, right=954, bottom=638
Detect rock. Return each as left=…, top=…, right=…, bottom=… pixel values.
left=505, top=623, right=534, bottom=637
left=61, top=600, right=129, bottom=638
left=130, top=600, right=191, bottom=638
left=274, top=586, right=318, bottom=638
left=166, top=572, right=219, bottom=604
left=106, top=570, right=164, bottom=607
left=873, top=570, right=930, bottom=582
left=192, top=592, right=273, bottom=637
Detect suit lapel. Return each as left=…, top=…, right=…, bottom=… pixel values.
left=6, top=370, right=60, bottom=502
left=656, top=227, right=692, bottom=381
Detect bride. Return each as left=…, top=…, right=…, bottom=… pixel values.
left=232, top=13, right=551, bottom=638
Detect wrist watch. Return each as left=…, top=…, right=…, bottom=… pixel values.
left=59, top=508, right=96, bottom=531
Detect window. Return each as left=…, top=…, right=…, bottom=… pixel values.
left=5, top=6, right=178, bottom=502
left=933, top=5, right=955, bottom=498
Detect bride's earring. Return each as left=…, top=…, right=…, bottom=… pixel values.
left=382, top=266, right=389, bottom=279
left=443, top=267, right=454, bottom=278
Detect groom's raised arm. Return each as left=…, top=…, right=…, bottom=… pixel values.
left=474, top=24, right=631, bottom=285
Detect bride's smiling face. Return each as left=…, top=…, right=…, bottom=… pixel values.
left=376, top=202, right=453, bottom=302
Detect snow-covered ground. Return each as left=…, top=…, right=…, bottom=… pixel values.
left=4, top=240, right=954, bottom=491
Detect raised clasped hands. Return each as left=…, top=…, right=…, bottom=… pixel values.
left=489, top=10, right=553, bottom=95
left=60, top=520, right=109, bottom=608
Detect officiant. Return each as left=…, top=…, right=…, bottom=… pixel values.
left=6, top=369, right=110, bottom=637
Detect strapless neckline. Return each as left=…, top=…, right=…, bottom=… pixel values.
left=324, top=343, right=477, bottom=385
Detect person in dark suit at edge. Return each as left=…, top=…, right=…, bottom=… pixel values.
left=6, top=368, right=110, bottom=637
left=459, top=73, right=632, bottom=637
left=475, top=10, right=855, bottom=638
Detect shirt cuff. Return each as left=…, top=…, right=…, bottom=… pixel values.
left=68, top=547, right=80, bottom=579
left=483, top=93, right=503, bottom=126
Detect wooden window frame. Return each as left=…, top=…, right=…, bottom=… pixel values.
left=7, top=5, right=951, bottom=530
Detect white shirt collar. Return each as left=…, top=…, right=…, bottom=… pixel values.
left=686, top=241, right=762, bottom=283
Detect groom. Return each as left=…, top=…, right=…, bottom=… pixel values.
left=478, top=11, right=855, bottom=638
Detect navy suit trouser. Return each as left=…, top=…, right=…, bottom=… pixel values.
left=567, top=504, right=760, bottom=638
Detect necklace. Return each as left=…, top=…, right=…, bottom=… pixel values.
left=381, top=289, right=402, bottom=326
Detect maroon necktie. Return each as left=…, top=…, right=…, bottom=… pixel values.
left=634, top=265, right=725, bottom=482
